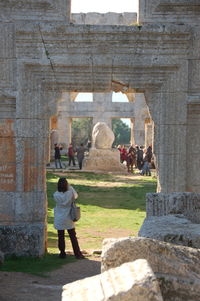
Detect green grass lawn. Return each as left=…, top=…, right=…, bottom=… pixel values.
left=47, top=171, right=157, bottom=252
left=1, top=171, right=157, bottom=276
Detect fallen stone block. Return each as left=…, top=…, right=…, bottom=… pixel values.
left=139, top=214, right=200, bottom=248
left=62, top=259, right=163, bottom=301
left=101, top=237, right=200, bottom=301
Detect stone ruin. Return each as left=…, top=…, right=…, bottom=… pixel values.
left=48, top=13, right=152, bottom=154
left=50, top=91, right=152, bottom=156
left=0, top=0, right=200, bottom=275
left=62, top=237, right=200, bottom=301
left=139, top=192, right=200, bottom=248
left=83, top=122, right=127, bottom=172
left=1, top=0, right=200, bottom=299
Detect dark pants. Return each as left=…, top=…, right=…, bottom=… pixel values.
left=69, top=156, right=75, bottom=166
left=55, top=158, right=62, bottom=168
left=57, top=229, right=82, bottom=257
left=78, top=159, right=83, bottom=170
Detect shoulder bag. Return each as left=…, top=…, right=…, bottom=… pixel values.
left=70, top=201, right=81, bottom=222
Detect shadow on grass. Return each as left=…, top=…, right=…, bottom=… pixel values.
left=47, top=171, right=156, bottom=212
left=47, top=171, right=123, bottom=184
left=48, top=185, right=156, bottom=211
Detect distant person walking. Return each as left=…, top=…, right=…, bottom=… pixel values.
left=76, top=143, right=86, bottom=170
left=127, top=147, right=136, bottom=173
left=68, top=143, right=76, bottom=166
left=146, top=145, right=153, bottom=163
left=136, top=146, right=144, bottom=171
left=53, top=177, right=84, bottom=259
left=54, top=143, right=62, bottom=169
left=141, top=149, right=151, bottom=176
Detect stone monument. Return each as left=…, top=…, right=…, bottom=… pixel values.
left=83, top=122, right=127, bottom=172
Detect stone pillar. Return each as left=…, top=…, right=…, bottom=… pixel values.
left=0, top=118, right=49, bottom=256
left=93, top=116, right=112, bottom=129
left=46, top=121, right=51, bottom=164
left=145, top=67, right=188, bottom=193
left=145, top=118, right=153, bottom=148
left=134, top=94, right=147, bottom=146
left=130, top=118, right=135, bottom=145
left=93, top=93, right=112, bottom=128
left=57, top=115, right=72, bottom=148
left=186, top=28, right=200, bottom=192
left=186, top=104, right=200, bottom=192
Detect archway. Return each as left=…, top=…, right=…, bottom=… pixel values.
left=0, top=20, right=191, bottom=256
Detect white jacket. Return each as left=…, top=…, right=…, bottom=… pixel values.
left=53, top=186, right=78, bottom=230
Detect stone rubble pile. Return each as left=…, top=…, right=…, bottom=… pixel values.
left=62, top=237, right=200, bottom=301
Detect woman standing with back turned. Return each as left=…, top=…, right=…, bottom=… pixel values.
left=53, top=177, right=84, bottom=259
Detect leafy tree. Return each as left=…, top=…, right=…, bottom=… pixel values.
left=72, top=118, right=130, bottom=148
left=72, top=118, right=92, bottom=147
left=112, top=119, right=130, bottom=146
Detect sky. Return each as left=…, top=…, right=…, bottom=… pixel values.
left=71, top=0, right=138, bottom=13
left=75, top=92, right=128, bottom=103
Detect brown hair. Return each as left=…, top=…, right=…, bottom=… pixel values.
left=57, top=177, right=68, bottom=192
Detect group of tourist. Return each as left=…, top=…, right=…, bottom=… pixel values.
left=54, top=142, right=87, bottom=170
left=117, top=144, right=153, bottom=176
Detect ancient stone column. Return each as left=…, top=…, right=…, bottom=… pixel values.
left=145, top=118, right=153, bottom=148
left=57, top=115, right=72, bottom=148
left=130, top=118, right=135, bottom=145
left=92, top=93, right=113, bottom=128
left=145, top=65, right=188, bottom=193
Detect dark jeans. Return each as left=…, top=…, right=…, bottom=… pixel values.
left=57, top=229, right=82, bottom=258
left=55, top=158, right=62, bottom=168
left=69, top=156, right=75, bottom=166
left=78, top=159, right=83, bottom=170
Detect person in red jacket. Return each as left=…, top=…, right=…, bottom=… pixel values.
left=120, top=145, right=128, bottom=163
left=68, top=143, right=76, bottom=166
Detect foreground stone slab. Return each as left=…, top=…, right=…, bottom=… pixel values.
left=101, top=237, right=200, bottom=301
left=139, top=214, right=200, bottom=248
left=62, top=259, right=163, bottom=301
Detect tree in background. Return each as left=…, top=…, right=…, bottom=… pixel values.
left=112, top=119, right=130, bottom=146
left=72, top=118, right=130, bottom=148
left=72, top=118, right=93, bottom=147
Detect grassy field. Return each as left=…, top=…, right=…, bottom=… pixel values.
left=0, top=171, right=157, bottom=276
left=47, top=171, right=157, bottom=252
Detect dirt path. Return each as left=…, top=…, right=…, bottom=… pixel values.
left=0, top=255, right=101, bottom=301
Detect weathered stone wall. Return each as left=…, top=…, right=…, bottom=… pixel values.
left=55, top=11, right=149, bottom=149
left=146, top=192, right=200, bottom=223
left=71, top=12, right=137, bottom=25
left=0, top=0, right=71, bottom=22
left=139, top=0, right=200, bottom=25
left=1, top=0, right=200, bottom=256
left=139, top=192, right=200, bottom=248
left=56, top=92, right=150, bottom=149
